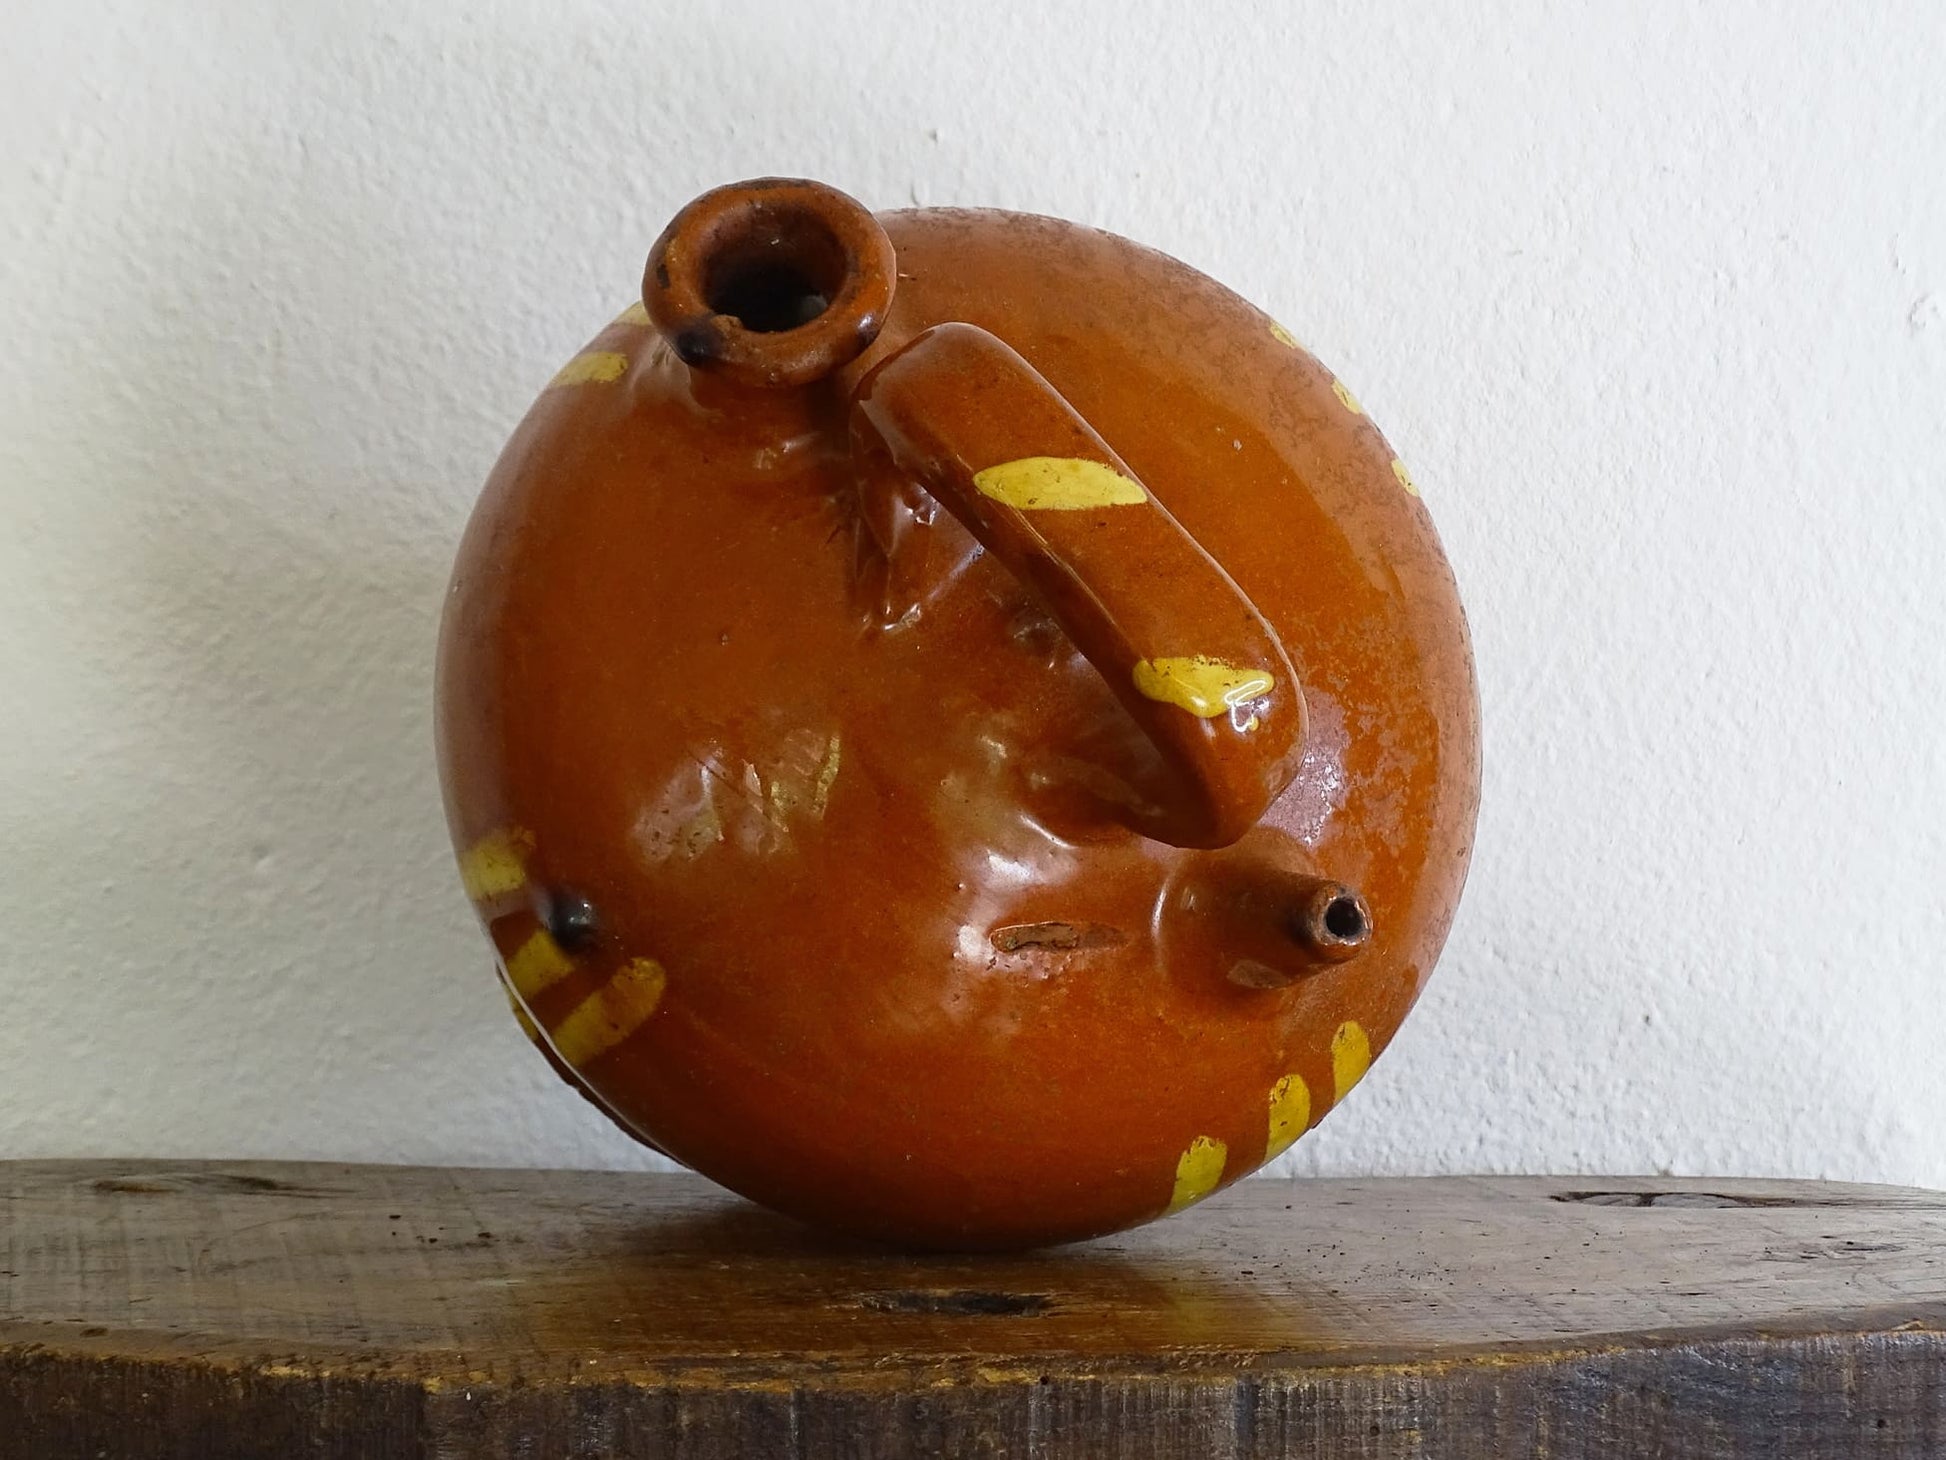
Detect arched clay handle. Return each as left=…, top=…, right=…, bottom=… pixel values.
left=851, top=322, right=1307, bottom=849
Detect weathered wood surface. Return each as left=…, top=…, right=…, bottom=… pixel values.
left=1, top=1163, right=1943, bottom=1457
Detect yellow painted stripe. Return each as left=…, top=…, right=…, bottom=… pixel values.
left=1391, top=458, right=1420, bottom=497
left=613, top=300, right=651, bottom=326
left=1332, top=379, right=1364, bottom=416
left=504, top=930, right=575, bottom=1000
left=460, top=828, right=532, bottom=902
left=1132, top=657, right=1275, bottom=718
left=1268, top=320, right=1300, bottom=349
left=1266, top=1072, right=1312, bottom=1160
left=1167, top=1135, right=1228, bottom=1213
left=549, top=957, right=667, bottom=1067
left=549, top=351, right=629, bottom=388
left=504, top=985, right=545, bottom=1047
left=1332, top=1020, right=1372, bottom=1102
left=972, top=457, right=1147, bottom=511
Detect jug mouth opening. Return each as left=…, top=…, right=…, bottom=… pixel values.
left=701, top=223, right=843, bottom=335
left=643, top=178, right=897, bottom=389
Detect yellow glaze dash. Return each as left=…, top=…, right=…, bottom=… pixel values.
left=1332, top=1020, right=1372, bottom=1103
left=549, top=351, right=629, bottom=389
left=1268, top=320, right=1300, bottom=349
left=613, top=300, right=651, bottom=326
left=549, top=957, right=668, bottom=1068
left=503, top=985, right=545, bottom=1047
left=504, top=930, right=575, bottom=1001
left=972, top=457, right=1147, bottom=511
left=1132, top=657, right=1275, bottom=718
left=1266, top=1073, right=1312, bottom=1161
left=1168, top=1136, right=1229, bottom=1213
left=1391, top=458, right=1420, bottom=497
left=460, top=828, right=532, bottom=902
left=1332, top=379, right=1364, bottom=415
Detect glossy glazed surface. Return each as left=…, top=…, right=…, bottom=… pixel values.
left=436, top=184, right=1479, bottom=1249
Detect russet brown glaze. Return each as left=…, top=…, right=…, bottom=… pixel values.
left=436, top=178, right=1480, bottom=1249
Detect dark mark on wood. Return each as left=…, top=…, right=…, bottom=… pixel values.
left=91, top=1172, right=326, bottom=1197
left=1553, top=1189, right=1946, bottom=1210
left=855, top=1289, right=1053, bottom=1317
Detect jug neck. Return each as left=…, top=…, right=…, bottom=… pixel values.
left=642, top=178, right=896, bottom=392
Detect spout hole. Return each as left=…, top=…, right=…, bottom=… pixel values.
left=1323, top=896, right=1366, bottom=941
left=540, top=889, right=599, bottom=952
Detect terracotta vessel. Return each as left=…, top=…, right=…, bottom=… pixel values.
left=437, top=178, right=1479, bottom=1250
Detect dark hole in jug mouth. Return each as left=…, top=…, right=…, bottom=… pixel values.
left=707, top=262, right=829, bottom=332
left=1323, top=896, right=1367, bottom=941
left=701, top=208, right=849, bottom=334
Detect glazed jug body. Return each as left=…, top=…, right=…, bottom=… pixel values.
left=437, top=183, right=1478, bottom=1249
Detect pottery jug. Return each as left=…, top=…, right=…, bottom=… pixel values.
left=436, top=178, right=1479, bottom=1249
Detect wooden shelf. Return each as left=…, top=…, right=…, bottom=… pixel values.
left=2, top=1161, right=1943, bottom=1456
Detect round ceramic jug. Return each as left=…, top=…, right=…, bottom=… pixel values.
left=437, top=178, right=1479, bottom=1249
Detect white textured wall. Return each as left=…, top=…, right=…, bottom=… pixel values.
left=3, top=0, right=1942, bottom=1187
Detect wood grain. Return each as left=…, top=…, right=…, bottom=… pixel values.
left=2, top=1162, right=1943, bottom=1457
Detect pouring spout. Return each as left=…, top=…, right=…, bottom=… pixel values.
left=1285, top=879, right=1373, bottom=964
left=1213, top=872, right=1374, bottom=989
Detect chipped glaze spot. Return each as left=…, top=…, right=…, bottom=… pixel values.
left=1332, top=379, right=1364, bottom=416
left=1132, top=657, right=1275, bottom=719
left=1332, top=1020, right=1372, bottom=1103
left=810, top=732, right=842, bottom=816
left=1268, top=320, right=1300, bottom=349
left=760, top=732, right=842, bottom=837
left=549, top=956, right=668, bottom=1067
left=1266, top=1072, right=1312, bottom=1160
left=765, top=777, right=793, bottom=826
left=460, top=828, right=532, bottom=902
left=504, top=929, right=575, bottom=1000
left=1391, top=458, right=1420, bottom=497
left=972, top=457, right=1147, bottom=511
left=639, top=731, right=843, bottom=864
left=1167, top=1135, right=1228, bottom=1213
left=613, top=300, right=652, bottom=327
left=549, top=351, right=629, bottom=389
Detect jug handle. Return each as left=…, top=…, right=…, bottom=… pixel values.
left=851, top=322, right=1306, bottom=849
